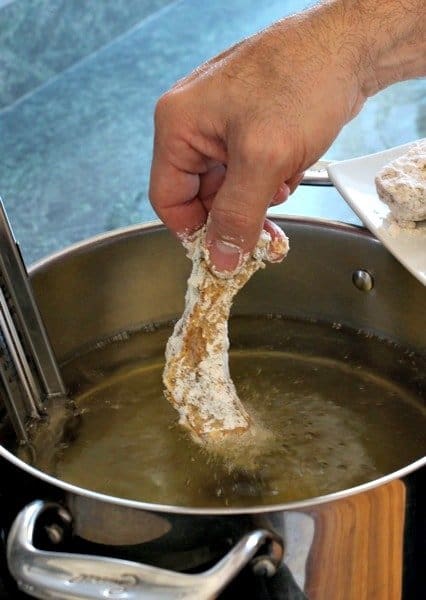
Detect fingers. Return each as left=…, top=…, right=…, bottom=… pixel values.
left=149, top=158, right=207, bottom=237
left=263, top=218, right=289, bottom=262
left=149, top=91, right=219, bottom=238
left=270, top=182, right=291, bottom=206
left=150, top=90, right=303, bottom=272
left=150, top=138, right=303, bottom=271
left=199, top=164, right=226, bottom=213
left=287, top=172, right=305, bottom=193
left=205, top=155, right=283, bottom=273
left=269, top=171, right=305, bottom=206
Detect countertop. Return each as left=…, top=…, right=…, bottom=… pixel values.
left=0, top=0, right=424, bottom=266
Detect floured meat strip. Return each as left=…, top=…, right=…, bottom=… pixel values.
left=375, top=139, right=426, bottom=227
left=163, top=224, right=289, bottom=445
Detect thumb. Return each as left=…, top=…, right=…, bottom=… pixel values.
left=205, top=159, right=283, bottom=273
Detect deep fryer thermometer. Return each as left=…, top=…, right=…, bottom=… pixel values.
left=0, top=198, right=67, bottom=454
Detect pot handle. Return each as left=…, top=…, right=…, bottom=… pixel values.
left=7, top=500, right=283, bottom=600
left=301, top=160, right=332, bottom=186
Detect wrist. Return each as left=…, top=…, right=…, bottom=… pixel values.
left=326, top=0, right=426, bottom=97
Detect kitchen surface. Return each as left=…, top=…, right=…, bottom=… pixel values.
left=0, top=0, right=425, bottom=265
left=0, top=2, right=425, bottom=599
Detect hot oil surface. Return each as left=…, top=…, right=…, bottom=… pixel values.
left=55, top=317, right=425, bottom=508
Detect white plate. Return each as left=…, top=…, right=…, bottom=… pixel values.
left=327, top=141, right=426, bottom=286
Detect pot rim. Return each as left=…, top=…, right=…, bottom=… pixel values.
left=1, top=217, right=424, bottom=515
left=1, top=444, right=424, bottom=514
left=27, top=215, right=376, bottom=274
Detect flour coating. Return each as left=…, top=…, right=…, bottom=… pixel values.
left=375, top=139, right=426, bottom=227
left=163, top=225, right=289, bottom=445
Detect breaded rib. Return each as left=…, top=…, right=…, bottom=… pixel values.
left=375, top=139, right=426, bottom=227
left=163, top=224, right=289, bottom=444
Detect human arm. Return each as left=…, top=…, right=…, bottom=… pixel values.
left=149, top=0, right=426, bottom=272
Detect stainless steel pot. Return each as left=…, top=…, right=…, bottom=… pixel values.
left=1, top=218, right=425, bottom=599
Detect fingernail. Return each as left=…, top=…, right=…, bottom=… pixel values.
left=208, top=239, right=242, bottom=274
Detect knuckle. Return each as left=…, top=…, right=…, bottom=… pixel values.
left=154, top=90, right=177, bottom=123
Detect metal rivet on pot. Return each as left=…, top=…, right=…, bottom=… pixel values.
left=57, top=506, right=73, bottom=525
left=251, top=556, right=278, bottom=577
left=352, top=270, right=374, bottom=292
left=45, top=524, right=64, bottom=544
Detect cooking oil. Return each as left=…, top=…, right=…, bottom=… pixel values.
left=50, top=316, right=426, bottom=508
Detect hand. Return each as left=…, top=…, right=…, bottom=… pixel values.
left=149, top=0, right=425, bottom=272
